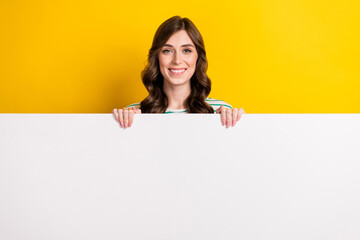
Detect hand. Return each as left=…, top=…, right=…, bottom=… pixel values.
left=216, top=106, right=245, bottom=128
left=113, top=107, right=141, bottom=128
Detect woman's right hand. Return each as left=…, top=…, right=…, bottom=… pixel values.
left=113, top=107, right=141, bottom=128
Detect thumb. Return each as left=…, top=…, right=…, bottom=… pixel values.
left=215, top=105, right=224, bottom=114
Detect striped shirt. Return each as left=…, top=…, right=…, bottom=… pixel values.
left=126, top=98, right=232, bottom=113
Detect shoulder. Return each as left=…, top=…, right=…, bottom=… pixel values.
left=125, top=103, right=141, bottom=109
left=205, top=98, right=232, bottom=111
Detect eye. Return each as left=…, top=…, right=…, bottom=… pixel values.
left=162, top=49, right=172, bottom=54
left=183, top=49, right=192, bottom=53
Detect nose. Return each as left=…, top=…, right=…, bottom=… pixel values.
left=172, top=51, right=182, bottom=65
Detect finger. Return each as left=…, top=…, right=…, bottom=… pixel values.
left=113, top=108, right=119, bottom=122
left=237, top=108, right=245, bottom=122
left=123, top=109, right=129, bottom=128
left=128, top=108, right=134, bottom=127
left=221, top=106, right=226, bottom=126
left=216, top=105, right=223, bottom=114
left=226, top=108, right=232, bottom=128
left=135, top=108, right=142, bottom=114
left=232, top=108, right=238, bottom=127
left=118, top=109, right=124, bottom=128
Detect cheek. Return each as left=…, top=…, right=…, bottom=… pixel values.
left=158, top=54, right=170, bottom=67
left=158, top=54, right=166, bottom=69
left=158, top=56, right=167, bottom=77
left=189, top=54, right=198, bottom=68
left=158, top=55, right=165, bottom=68
left=188, top=58, right=197, bottom=71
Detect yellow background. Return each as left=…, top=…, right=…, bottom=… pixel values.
left=1, top=0, right=359, bottom=113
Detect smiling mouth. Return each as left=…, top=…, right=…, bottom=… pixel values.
left=168, top=68, right=187, bottom=76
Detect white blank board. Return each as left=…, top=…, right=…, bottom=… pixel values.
left=0, top=114, right=360, bottom=240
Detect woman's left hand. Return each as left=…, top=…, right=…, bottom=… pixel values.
left=216, top=106, right=245, bottom=128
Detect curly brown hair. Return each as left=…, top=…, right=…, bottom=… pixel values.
left=140, top=16, right=214, bottom=113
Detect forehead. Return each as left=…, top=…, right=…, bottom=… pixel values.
left=165, top=30, right=195, bottom=46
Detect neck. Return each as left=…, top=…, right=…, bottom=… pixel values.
left=163, top=82, right=191, bottom=109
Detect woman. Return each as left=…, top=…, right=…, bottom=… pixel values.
left=113, top=16, right=245, bottom=128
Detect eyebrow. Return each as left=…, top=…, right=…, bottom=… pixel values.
left=163, top=44, right=195, bottom=48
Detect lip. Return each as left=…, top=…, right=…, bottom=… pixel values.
left=168, top=68, right=187, bottom=76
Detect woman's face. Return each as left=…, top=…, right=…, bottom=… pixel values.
left=158, top=30, right=198, bottom=87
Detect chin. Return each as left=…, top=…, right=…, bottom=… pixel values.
left=168, top=79, right=189, bottom=86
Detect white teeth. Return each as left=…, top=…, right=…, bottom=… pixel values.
left=169, top=69, right=185, bottom=73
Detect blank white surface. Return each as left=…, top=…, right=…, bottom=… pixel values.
left=0, top=114, right=360, bottom=240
